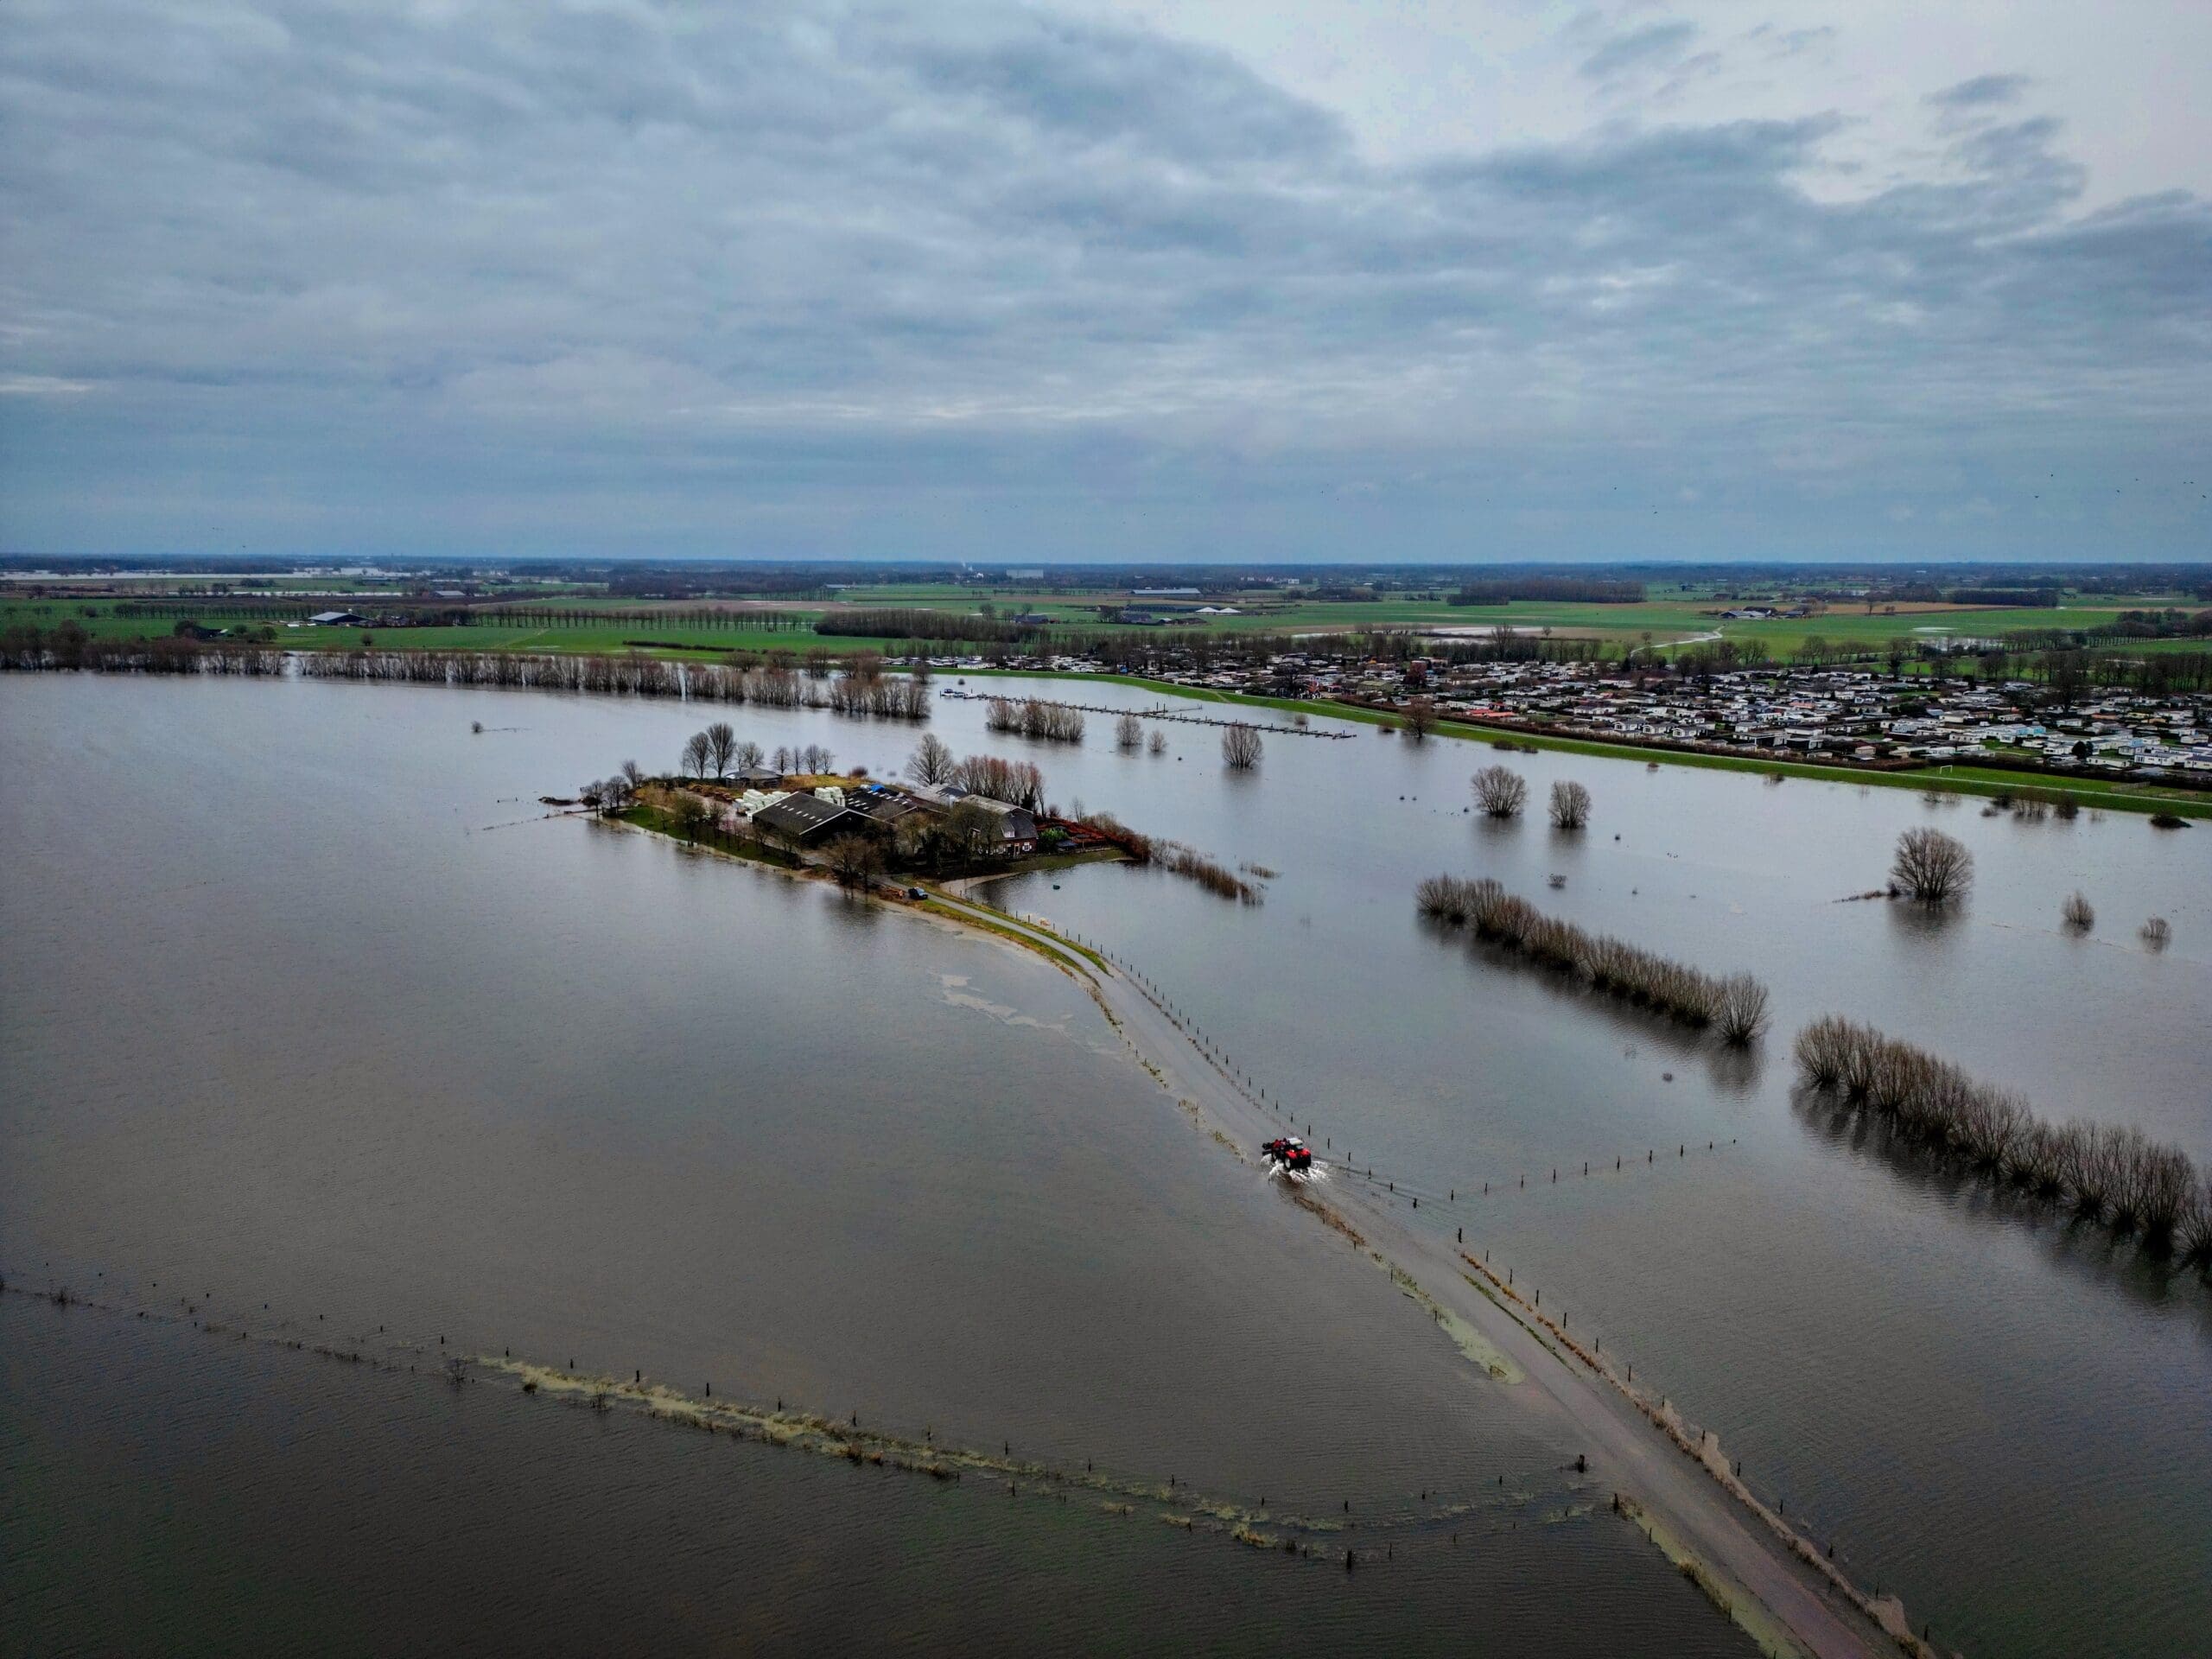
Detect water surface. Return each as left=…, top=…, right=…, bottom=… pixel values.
left=5, top=670, right=2208, bottom=1656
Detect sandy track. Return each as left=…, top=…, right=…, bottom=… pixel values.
left=931, top=889, right=1922, bottom=1659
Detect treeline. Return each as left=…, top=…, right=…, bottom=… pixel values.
left=2097, top=608, right=2212, bottom=640
left=826, top=665, right=931, bottom=720
left=1933, top=644, right=2212, bottom=697
left=1449, top=578, right=1644, bottom=606
left=1077, top=813, right=1262, bottom=904
left=114, top=599, right=318, bottom=620
left=1795, top=1018, right=2210, bottom=1268
left=985, top=696, right=1084, bottom=741
left=816, top=608, right=1034, bottom=644
left=478, top=606, right=815, bottom=632
left=110, top=598, right=484, bottom=629
left=1416, top=876, right=1768, bottom=1041
left=0, top=626, right=284, bottom=676
left=295, top=650, right=928, bottom=721
left=947, top=753, right=1045, bottom=810
left=1942, top=588, right=2059, bottom=607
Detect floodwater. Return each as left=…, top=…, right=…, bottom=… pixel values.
left=0, top=673, right=1745, bottom=1657
left=3, top=670, right=2208, bottom=1656
left=0, top=1294, right=1739, bottom=1658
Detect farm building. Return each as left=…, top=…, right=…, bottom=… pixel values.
left=752, top=792, right=861, bottom=847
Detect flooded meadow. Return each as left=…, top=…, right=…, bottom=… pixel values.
left=3, top=671, right=2207, bottom=1655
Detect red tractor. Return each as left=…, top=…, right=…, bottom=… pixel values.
left=1262, top=1136, right=1313, bottom=1173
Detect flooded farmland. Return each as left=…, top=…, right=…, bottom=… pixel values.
left=3, top=671, right=2207, bottom=1656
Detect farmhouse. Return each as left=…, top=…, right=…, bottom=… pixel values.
left=963, top=797, right=1039, bottom=855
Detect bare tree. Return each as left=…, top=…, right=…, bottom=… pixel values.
left=681, top=732, right=712, bottom=779
left=950, top=753, right=1044, bottom=808
left=1147, top=730, right=1166, bottom=755
left=621, top=759, right=645, bottom=791
left=1222, top=722, right=1262, bottom=770
left=1548, top=779, right=1592, bottom=830
left=773, top=746, right=793, bottom=772
left=734, top=740, right=765, bottom=771
left=1402, top=698, right=1435, bottom=741
left=702, top=721, right=737, bottom=778
left=1116, top=713, right=1143, bottom=750
left=907, top=733, right=956, bottom=786
left=2061, top=891, right=2094, bottom=931
left=2140, top=916, right=2172, bottom=950
left=1713, top=974, right=1770, bottom=1045
left=1891, top=827, right=1973, bottom=904
left=823, top=833, right=885, bottom=888
left=1472, top=765, right=1528, bottom=819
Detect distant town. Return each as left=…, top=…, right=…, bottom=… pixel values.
left=859, top=644, right=2212, bottom=790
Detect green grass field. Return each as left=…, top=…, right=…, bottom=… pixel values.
left=753, top=587, right=2177, bottom=654
left=5, top=588, right=2194, bottom=664
left=0, top=599, right=884, bottom=659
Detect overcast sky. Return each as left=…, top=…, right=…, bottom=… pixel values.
left=2, top=0, right=2206, bottom=563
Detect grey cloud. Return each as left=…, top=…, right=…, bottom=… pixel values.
left=1929, top=73, right=2031, bottom=111
left=894, top=15, right=1343, bottom=161
left=0, top=1, right=2203, bottom=561
left=1580, top=21, right=1700, bottom=81
left=1747, top=24, right=1836, bottom=60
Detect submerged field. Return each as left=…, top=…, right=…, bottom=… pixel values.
left=3, top=670, right=2207, bottom=1656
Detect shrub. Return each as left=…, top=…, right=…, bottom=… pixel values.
left=1891, top=827, right=1974, bottom=904
left=1792, top=1019, right=2203, bottom=1260
left=1415, top=874, right=1474, bottom=923
left=2140, top=917, right=2172, bottom=950
left=2178, top=1173, right=2212, bottom=1268
left=1548, top=780, right=1592, bottom=830
left=988, top=696, right=1084, bottom=742
left=1472, top=766, right=1528, bottom=818
left=1713, top=975, right=1770, bottom=1045
left=1159, top=842, right=1262, bottom=904
left=1419, top=876, right=1758, bottom=1034
left=2061, top=891, right=2094, bottom=931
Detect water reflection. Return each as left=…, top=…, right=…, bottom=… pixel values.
left=4, top=671, right=2207, bottom=1659
left=1701, top=1044, right=1764, bottom=1096
left=1883, top=899, right=1967, bottom=943
left=1790, top=1089, right=2212, bottom=1323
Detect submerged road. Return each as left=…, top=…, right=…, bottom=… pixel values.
left=931, top=887, right=1913, bottom=1659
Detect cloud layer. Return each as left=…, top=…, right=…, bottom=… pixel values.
left=1, top=1, right=2206, bottom=560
